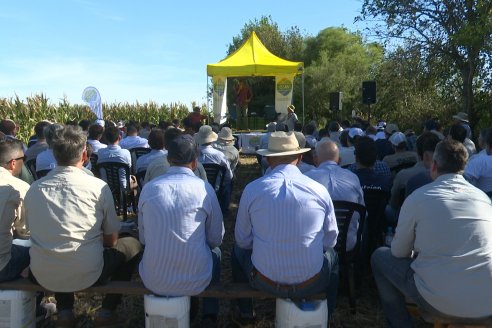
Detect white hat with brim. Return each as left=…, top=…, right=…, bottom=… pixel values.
left=195, top=125, right=218, bottom=145
left=452, top=112, right=469, bottom=123
left=218, top=127, right=235, bottom=142
left=256, top=131, right=311, bottom=157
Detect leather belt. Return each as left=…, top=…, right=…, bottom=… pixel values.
left=251, top=268, right=321, bottom=290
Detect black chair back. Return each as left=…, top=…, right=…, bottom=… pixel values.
left=129, top=148, right=151, bottom=174
left=89, top=153, right=99, bottom=176
left=36, top=169, right=51, bottom=179
left=25, top=159, right=38, bottom=180
left=333, top=201, right=367, bottom=257
left=363, top=189, right=390, bottom=255
left=332, top=200, right=366, bottom=312
left=135, top=170, right=147, bottom=191
left=202, top=163, right=226, bottom=194
left=96, top=162, right=132, bottom=220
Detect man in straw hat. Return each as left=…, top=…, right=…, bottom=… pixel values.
left=195, top=125, right=233, bottom=215
left=213, top=127, right=239, bottom=172
left=232, top=131, right=339, bottom=325
left=452, top=111, right=472, bottom=139
left=285, top=104, right=298, bottom=132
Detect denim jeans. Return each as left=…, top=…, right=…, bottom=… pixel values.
left=231, top=244, right=339, bottom=319
left=371, top=247, right=457, bottom=328
left=202, top=247, right=221, bottom=316
left=0, top=245, right=30, bottom=282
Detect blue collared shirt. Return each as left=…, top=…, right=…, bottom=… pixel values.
left=305, top=161, right=365, bottom=251
left=138, top=166, right=224, bottom=296
left=36, top=149, right=56, bottom=171
left=198, top=145, right=233, bottom=182
left=119, top=135, right=149, bottom=150
left=136, top=149, right=168, bottom=173
left=97, top=145, right=132, bottom=188
left=235, top=164, right=338, bottom=284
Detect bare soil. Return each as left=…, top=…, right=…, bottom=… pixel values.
left=37, top=155, right=431, bottom=327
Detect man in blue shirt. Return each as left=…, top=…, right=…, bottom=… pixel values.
left=232, top=131, right=339, bottom=324
left=139, top=135, right=224, bottom=326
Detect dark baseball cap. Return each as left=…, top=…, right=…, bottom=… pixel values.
left=167, top=134, right=198, bottom=165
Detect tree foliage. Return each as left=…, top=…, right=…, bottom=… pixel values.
left=359, top=0, right=492, bottom=129
left=303, top=27, right=384, bottom=122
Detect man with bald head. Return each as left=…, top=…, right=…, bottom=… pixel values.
left=306, top=138, right=365, bottom=251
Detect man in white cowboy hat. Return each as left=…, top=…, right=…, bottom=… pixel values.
left=452, top=111, right=472, bottom=139
left=213, top=127, right=239, bottom=172
left=195, top=125, right=233, bottom=215
left=232, top=131, right=339, bottom=324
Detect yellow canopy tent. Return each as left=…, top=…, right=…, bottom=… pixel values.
left=207, top=31, right=305, bottom=125
left=207, top=31, right=303, bottom=76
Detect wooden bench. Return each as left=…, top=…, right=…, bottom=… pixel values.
left=0, top=278, right=325, bottom=299
left=407, top=303, right=492, bottom=328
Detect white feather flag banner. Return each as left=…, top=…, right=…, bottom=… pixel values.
left=82, top=86, right=103, bottom=119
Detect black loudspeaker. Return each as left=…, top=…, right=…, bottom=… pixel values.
left=329, top=92, right=343, bottom=111
left=362, top=81, right=377, bottom=104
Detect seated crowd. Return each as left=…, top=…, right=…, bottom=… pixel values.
left=0, top=109, right=491, bottom=327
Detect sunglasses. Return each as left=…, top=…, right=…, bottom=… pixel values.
left=6, top=155, right=26, bottom=164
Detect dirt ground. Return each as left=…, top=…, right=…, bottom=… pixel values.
left=37, top=155, right=431, bottom=327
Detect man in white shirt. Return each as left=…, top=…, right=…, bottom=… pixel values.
left=0, top=139, right=30, bottom=282
left=26, top=125, right=142, bottom=327
left=139, top=134, right=224, bottom=326
left=305, top=139, right=364, bottom=251
left=372, top=140, right=492, bottom=326
left=233, top=132, right=339, bottom=324
left=87, top=124, right=107, bottom=154
left=119, top=124, right=149, bottom=150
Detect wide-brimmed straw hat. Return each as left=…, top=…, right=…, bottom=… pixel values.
left=256, top=131, right=311, bottom=157
left=194, top=125, right=217, bottom=145
left=218, top=127, right=235, bottom=142
left=287, top=104, right=295, bottom=112
left=452, top=112, right=469, bottom=123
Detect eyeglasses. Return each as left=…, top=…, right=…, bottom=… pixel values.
left=6, top=155, right=26, bottom=164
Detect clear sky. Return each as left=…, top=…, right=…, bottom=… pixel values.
left=0, top=0, right=369, bottom=108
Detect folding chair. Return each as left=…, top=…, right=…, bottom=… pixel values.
left=89, top=153, right=99, bottom=177
left=96, top=162, right=136, bottom=221
left=25, top=158, right=38, bottom=180
left=36, top=169, right=51, bottom=179
left=202, top=163, right=226, bottom=195
left=129, top=147, right=151, bottom=174
left=333, top=201, right=366, bottom=313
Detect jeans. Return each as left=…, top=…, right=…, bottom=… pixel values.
left=30, top=237, right=142, bottom=312
left=231, top=244, right=339, bottom=319
left=0, top=245, right=30, bottom=282
left=201, top=247, right=221, bottom=316
left=371, top=247, right=456, bottom=328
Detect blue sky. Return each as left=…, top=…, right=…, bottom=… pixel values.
left=0, top=0, right=369, bottom=108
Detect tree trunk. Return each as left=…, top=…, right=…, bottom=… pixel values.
left=461, top=63, right=475, bottom=131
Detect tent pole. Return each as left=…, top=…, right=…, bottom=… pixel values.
left=302, top=73, right=305, bottom=126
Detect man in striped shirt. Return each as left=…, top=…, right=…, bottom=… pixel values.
left=232, top=131, right=339, bottom=324
left=138, top=134, right=224, bottom=326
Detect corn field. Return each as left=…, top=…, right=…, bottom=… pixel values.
left=0, top=94, right=197, bottom=143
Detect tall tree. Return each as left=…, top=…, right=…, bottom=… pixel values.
left=303, top=27, right=384, bottom=122
left=359, top=0, right=492, bottom=129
